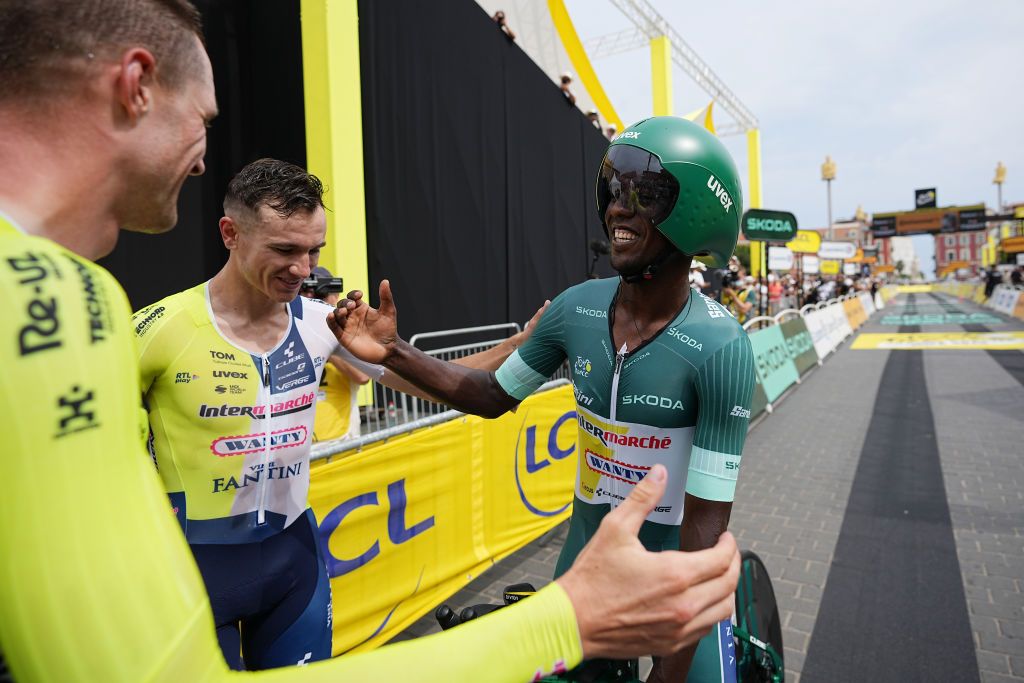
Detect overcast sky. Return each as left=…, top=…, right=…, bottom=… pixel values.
left=564, top=0, right=1023, bottom=276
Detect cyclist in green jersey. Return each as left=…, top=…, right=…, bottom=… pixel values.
left=329, top=116, right=755, bottom=682
left=0, top=2, right=740, bottom=680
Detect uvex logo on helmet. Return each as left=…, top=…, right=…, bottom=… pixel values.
left=706, top=174, right=733, bottom=213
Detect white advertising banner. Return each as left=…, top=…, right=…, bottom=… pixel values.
left=819, top=241, right=858, bottom=260
left=803, top=308, right=835, bottom=358
left=858, top=292, right=876, bottom=316
left=827, top=302, right=853, bottom=349
left=990, top=286, right=1021, bottom=315
left=768, top=247, right=794, bottom=271
left=802, top=255, right=820, bottom=274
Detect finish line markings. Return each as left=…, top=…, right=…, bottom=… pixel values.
left=852, top=331, right=1024, bottom=350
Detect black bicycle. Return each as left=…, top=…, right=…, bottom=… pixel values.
left=435, top=550, right=784, bottom=683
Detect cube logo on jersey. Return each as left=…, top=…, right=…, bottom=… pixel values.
left=269, top=330, right=316, bottom=394
left=574, top=405, right=693, bottom=525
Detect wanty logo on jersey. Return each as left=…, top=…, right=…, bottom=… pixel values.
left=210, top=425, right=308, bottom=456
left=584, top=449, right=650, bottom=484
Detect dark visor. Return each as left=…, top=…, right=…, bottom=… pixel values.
left=597, top=144, right=679, bottom=226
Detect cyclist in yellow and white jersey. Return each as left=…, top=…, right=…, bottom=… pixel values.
left=0, top=1, right=739, bottom=680
left=135, top=158, right=549, bottom=670
left=302, top=267, right=371, bottom=443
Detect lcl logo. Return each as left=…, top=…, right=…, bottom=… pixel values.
left=318, top=479, right=434, bottom=578
left=514, top=410, right=577, bottom=517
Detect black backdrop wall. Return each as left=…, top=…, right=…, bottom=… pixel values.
left=99, top=0, right=612, bottom=331
left=359, top=0, right=612, bottom=339
left=98, top=0, right=307, bottom=310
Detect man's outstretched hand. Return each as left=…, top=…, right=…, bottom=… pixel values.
left=326, top=279, right=400, bottom=365
left=557, top=464, right=740, bottom=660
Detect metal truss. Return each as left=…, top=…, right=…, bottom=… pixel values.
left=600, top=0, right=759, bottom=134
left=583, top=28, right=648, bottom=59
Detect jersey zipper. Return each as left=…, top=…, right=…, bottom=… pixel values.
left=608, top=342, right=628, bottom=424
left=257, top=354, right=271, bottom=525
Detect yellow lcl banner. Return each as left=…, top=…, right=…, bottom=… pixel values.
left=309, top=385, right=577, bottom=655
left=785, top=230, right=822, bottom=254
left=842, top=297, right=868, bottom=329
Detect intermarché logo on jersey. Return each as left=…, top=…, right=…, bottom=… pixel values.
left=209, top=425, right=308, bottom=457
left=577, top=414, right=672, bottom=449
left=198, top=391, right=315, bottom=418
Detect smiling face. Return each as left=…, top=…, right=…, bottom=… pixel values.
left=225, top=204, right=328, bottom=303
left=604, top=182, right=676, bottom=274
left=117, top=36, right=218, bottom=234
left=597, top=144, right=681, bottom=275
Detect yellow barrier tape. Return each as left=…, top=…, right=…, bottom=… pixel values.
left=310, top=386, right=577, bottom=654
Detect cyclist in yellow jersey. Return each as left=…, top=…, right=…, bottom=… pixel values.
left=303, top=267, right=371, bottom=442
left=135, top=158, right=546, bottom=669
left=0, top=1, right=739, bottom=680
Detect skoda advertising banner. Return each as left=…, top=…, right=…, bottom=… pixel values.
left=750, top=373, right=769, bottom=419
left=748, top=325, right=800, bottom=403
left=781, top=317, right=818, bottom=375
left=742, top=209, right=798, bottom=242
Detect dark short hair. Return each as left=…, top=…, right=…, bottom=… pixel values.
left=224, top=158, right=326, bottom=219
left=0, top=0, right=204, bottom=102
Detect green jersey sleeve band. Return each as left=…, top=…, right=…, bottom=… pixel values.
left=496, top=350, right=548, bottom=401
left=685, top=445, right=740, bottom=502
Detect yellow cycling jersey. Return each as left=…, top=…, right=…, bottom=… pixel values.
left=135, top=283, right=383, bottom=544
left=312, top=361, right=361, bottom=442
left=0, top=215, right=582, bottom=682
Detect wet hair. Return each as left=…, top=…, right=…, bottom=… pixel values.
left=0, top=0, right=204, bottom=102
left=223, top=158, right=326, bottom=219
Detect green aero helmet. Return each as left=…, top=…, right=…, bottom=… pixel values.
left=596, top=115, right=743, bottom=269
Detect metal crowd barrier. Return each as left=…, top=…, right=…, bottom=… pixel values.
left=332, top=321, right=572, bottom=446
left=310, top=378, right=571, bottom=464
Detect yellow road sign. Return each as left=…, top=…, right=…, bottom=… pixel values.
left=786, top=230, right=822, bottom=254
left=820, top=259, right=840, bottom=275
left=852, top=332, right=1024, bottom=350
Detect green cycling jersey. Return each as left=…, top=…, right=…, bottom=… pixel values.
left=496, top=277, right=754, bottom=681
left=496, top=277, right=755, bottom=565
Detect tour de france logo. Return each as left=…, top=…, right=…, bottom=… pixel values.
left=574, top=356, right=592, bottom=378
